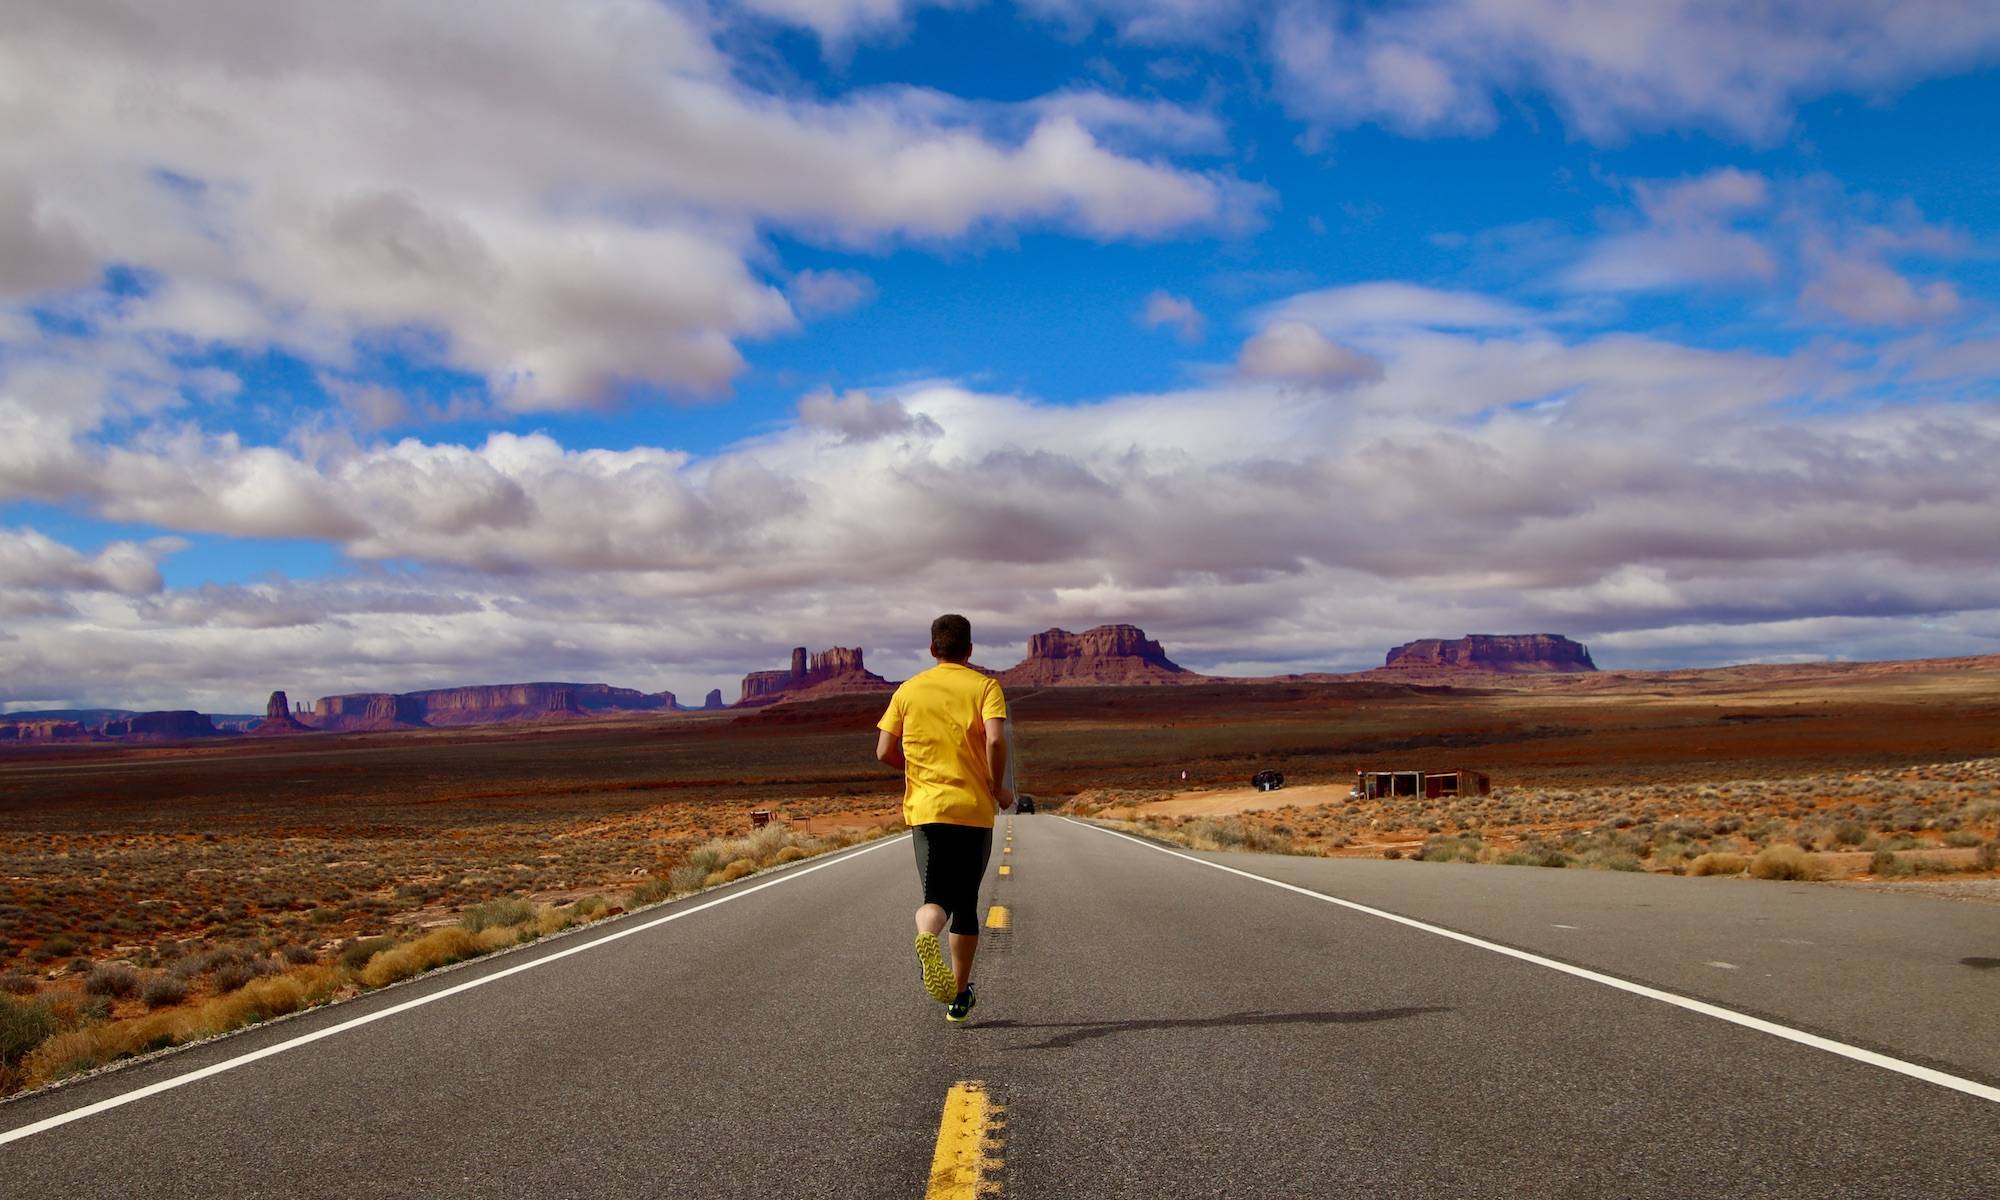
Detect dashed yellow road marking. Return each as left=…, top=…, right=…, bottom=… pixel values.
left=984, top=905, right=1011, bottom=930
left=997, top=864, right=1011, bottom=877
left=1002, top=846, right=1012, bottom=855
left=925, top=1080, right=1004, bottom=1198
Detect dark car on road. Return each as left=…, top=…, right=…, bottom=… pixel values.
left=1251, top=769, right=1284, bottom=792
left=1014, top=794, right=1036, bottom=814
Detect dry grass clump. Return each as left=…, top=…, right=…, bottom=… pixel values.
left=627, top=822, right=897, bottom=909
left=1749, top=844, right=1821, bottom=881
left=23, top=966, right=343, bottom=1086
left=459, top=897, right=536, bottom=932
left=1687, top=852, right=1750, bottom=877
left=83, top=963, right=141, bottom=998
left=359, top=927, right=511, bottom=988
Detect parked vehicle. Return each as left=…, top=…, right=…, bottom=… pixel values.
left=1015, top=794, right=1036, bottom=814
left=1251, top=769, right=1284, bottom=792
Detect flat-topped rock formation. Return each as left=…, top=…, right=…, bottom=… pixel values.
left=1384, top=634, right=1596, bottom=673
left=100, top=710, right=222, bottom=740
left=738, top=647, right=891, bottom=706
left=0, top=718, right=93, bottom=742
left=250, top=690, right=315, bottom=736
left=997, top=624, right=1198, bottom=687
left=309, top=682, right=676, bottom=731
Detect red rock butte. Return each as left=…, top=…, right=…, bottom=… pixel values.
left=738, top=647, right=890, bottom=706
left=249, top=690, right=314, bottom=736
left=1383, top=634, right=1596, bottom=674
left=996, top=624, right=1197, bottom=687
left=308, top=683, right=677, bottom=732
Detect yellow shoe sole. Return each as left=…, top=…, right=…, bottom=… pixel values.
left=915, top=932, right=955, bottom=1003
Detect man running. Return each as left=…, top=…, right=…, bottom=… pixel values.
left=875, top=613, right=1013, bottom=1023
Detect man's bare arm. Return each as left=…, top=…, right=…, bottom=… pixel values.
left=876, top=728, right=905, bottom=770
left=985, top=716, right=1014, bottom=808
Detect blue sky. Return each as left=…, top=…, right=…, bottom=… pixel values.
left=3, top=1, right=1999, bottom=712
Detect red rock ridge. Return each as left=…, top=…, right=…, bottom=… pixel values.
left=250, top=690, right=314, bottom=736
left=738, top=647, right=891, bottom=706
left=1383, top=634, right=1596, bottom=673
left=0, top=719, right=93, bottom=742
left=309, top=682, right=677, bottom=730
left=99, top=711, right=222, bottom=740
left=996, top=624, right=1199, bottom=687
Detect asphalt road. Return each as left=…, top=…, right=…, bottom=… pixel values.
left=4, top=815, right=1996, bottom=1198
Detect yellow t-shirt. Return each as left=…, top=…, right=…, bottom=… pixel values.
left=878, top=663, right=1009, bottom=828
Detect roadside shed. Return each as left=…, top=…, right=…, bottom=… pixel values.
left=1356, top=768, right=1491, bottom=801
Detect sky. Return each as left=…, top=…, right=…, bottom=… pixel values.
left=3, top=0, right=2000, bottom=713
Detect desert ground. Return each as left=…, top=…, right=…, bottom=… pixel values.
left=3, top=656, right=1997, bottom=1094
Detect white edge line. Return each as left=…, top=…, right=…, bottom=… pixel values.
left=1070, top=819, right=2000, bottom=1106
left=0, top=833, right=911, bottom=1147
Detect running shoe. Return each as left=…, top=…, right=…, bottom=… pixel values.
left=915, top=932, right=955, bottom=1003
left=946, top=983, right=977, bottom=1024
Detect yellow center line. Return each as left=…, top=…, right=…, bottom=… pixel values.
left=997, top=864, right=1011, bottom=877
left=925, top=1080, right=1004, bottom=1198
left=1002, top=846, right=1012, bottom=854
left=984, top=905, right=1010, bottom=930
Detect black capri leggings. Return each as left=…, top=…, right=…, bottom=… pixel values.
left=911, top=822, right=993, bottom=936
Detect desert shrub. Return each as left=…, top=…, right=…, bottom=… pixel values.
left=570, top=895, right=608, bottom=919
left=41, top=935, right=79, bottom=957
left=337, top=936, right=396, bottom=973
left=1418, top=835, right=1481, bottom=864
left=1943, top=831, right=1983, bottom=848
left=280, top=944, right=319, bottom=966
left=684, top=846, right=727, bottom=878
left=460, top=898, right=536, bottom=932
left=84, top=964, right=141, bottom=998
left=1830, top=821, right=1868, bottom=847
left=1578, top=849, right=1643, bottom=872
left=626, top=877, right=674, bottom=907
left=1687, top=852, right=1749, bottom=877
left=212, top=960, right=259, bottom=993
left=1500, top=843, right=1571, bottom=868
left=1869, top=850, right=1915, bottom=877
left=0, top=973, right=37, bottom=996
left=667, top=862, right=711, bottom=893
left=1979, top=842, right=1999, bottom=871
left=773, top=845, right=809, bottom=865
left=1708, top=816, right=1742, bottom=836
left=1749, top=844, right=1819, bottom=881
left=0, top=995, right=55, bottom=1070
left=140, top=974, right=188, bottom=1008
left=1383, top=848, right=1403, bottom=860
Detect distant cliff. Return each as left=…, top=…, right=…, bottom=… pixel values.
left=738, top=647, right=890, bottom=706
left=996, top=624, right=1197, bottom=687
left=309, top=682, right=676, bottom=731
left=0, top=719, right=93, bottom=742
left=1384, top=634, right=1596, bottom=673
left=100, top=711, right=222, bottom=740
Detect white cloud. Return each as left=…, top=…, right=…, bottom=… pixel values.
left=1139, top=291, right=1207, bottom=343
left=0, top=527, right=178, bottom=596
left=0, top=1, right=1241, bottom=410
left=1260, top=281, right=1544, bottom=336
left=1265, top=0, right=2000, bottom=143
left=1800, top=247, right=1963, bottom=327
left=786, top=269, right=879, bottom=318
left=1236, top=321, right=1382, bottom=386
left=796, top=387, right=942, bottom=442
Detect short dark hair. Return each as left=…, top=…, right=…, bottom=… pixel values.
left=930, top=613, right=972, bottom=661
